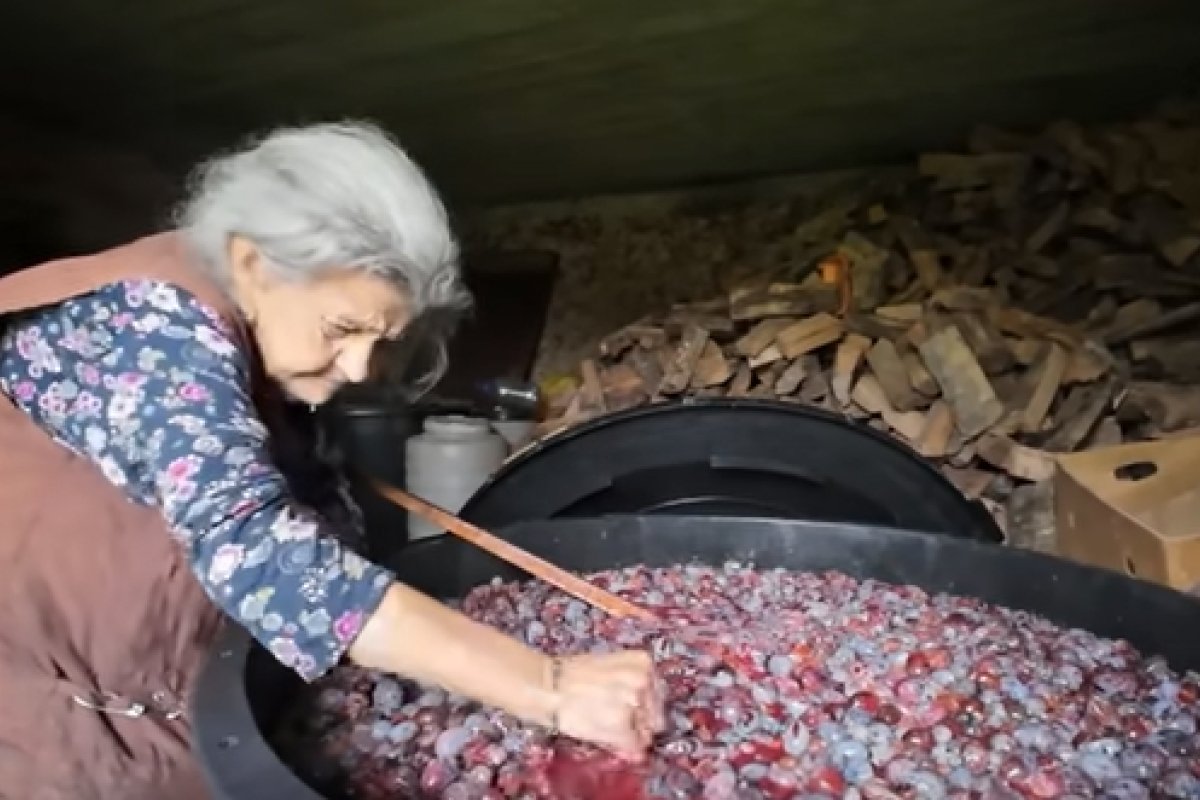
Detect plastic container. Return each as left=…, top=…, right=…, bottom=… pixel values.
left=404, top=415, right=507, bottom=540
left=489, top=418, right=537, bottom=454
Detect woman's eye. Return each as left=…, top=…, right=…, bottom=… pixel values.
left=322, top=320, right=356, bottom=339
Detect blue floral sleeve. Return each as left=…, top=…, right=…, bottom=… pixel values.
left=0, top=279, right=394, bottom=680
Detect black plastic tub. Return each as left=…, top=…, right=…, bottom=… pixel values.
left=192, top=515, right=1200, bottom=800
left=460, top=398, right=1002, bottom=542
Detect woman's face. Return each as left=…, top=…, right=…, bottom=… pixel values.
left=228, top=235, right=411, bottom=405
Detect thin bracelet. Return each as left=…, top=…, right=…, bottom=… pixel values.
left=547, top=656, right=563, bottom=736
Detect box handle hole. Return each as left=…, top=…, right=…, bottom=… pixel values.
left=1114, top=461, right=1157, bottom=482
left=1125, top=556, right=1138, bottom=576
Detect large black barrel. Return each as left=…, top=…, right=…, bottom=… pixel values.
left=192, top=515, right=1200, bottom=800
left=461, top=398, right=1002, bottom=542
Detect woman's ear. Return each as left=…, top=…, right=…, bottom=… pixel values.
left=227, top=234, right=266, bottom=287
left=227, top=234, right=268, bottom=323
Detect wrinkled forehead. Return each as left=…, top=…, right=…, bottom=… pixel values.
left=313, top=268, right=412, bottom=334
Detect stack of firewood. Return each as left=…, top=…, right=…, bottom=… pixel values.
left=534, top=101, right=1200, bottom=550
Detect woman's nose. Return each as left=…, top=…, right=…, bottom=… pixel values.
left=337, top=340, right=373, bottom=384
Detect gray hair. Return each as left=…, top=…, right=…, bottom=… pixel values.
left=174, top=120, right=471, bottom=395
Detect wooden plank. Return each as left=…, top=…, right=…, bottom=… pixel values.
left=1019, top=343, right=1068, bottom=434
left=943, top=465, right=997, bottom=499
left=865, top=338, right=920, bottom=411
left=600, top=363, right=644, bottom=397
left=664, top=308, right=735, bottom=338
left=727, top=362, right=753, bottom=397
left=951, top=311, right=1013, bottom=375
left=1008, top=338, right=1043, bottom=367
left=1062, top=342, right=1114, bottom=384
left=917, top=322, right=1006, bottom=439
left=931, top=286, right=996, bottom=312
left=837, top=231, right=890, bottom=310
left=729, top=284, right=831, bottom=321
left=1085, top=416, right=1124, bottom=449
left=831, top=333, right=870, bottom=405
left=875, top=303, right=924, bottom=325
left=975, top=434, right=1057, bottom=482
left=774, top=313, right=844, bottom=359
left=690, top=339, right=733, bottom=389
left=626, top=348, right=663, bottom=395
left=796, top=356, right=829, bottom=404
left=578, top=359, right=607, bottom=414
left=1042, top=378, right=1116, bottom=452
left=1024, top=201, right=1070, bottom=253
left=1104, top=300, right=1200, bottom=346
left=1101, top=298, right=1164, bottom=345
left=901, top=349, right=939, bottom=398
left=909, top=249, right=943, bottom=290
left=734, top=318, right=794, bottom=358
left=774, top=359, right=809, bottom=396
left=600, top=363, right=647, bottom=411
left=752, top=361, right=788, bottom=396
left=1124, top=382, right=1200, bottom=433
left=658, top=323, right=709, bottom=394
left=1130, top=337, right=1200, bottom=383
left=988, top=306, right=1082, bottom=348
left=851, top=374, right=926, bottom=442
left=1005, top=482, right=1057, bottom=553
left=749, top=344, right=784, bottom=370
left=916, top=400, right=956, bottom=458
left=598, top=322, right=665, bottom=359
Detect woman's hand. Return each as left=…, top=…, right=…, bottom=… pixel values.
left=552, top=650, right=665, bottom=759
left=350, top=584, right=665, bottom=759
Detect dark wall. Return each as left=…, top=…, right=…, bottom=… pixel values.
left=0, top=2, right=1197, bottom=210
left=0, top=122, right=177, bottom=271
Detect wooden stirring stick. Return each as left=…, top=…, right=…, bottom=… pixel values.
left=371, top=479, right=657, bottom=622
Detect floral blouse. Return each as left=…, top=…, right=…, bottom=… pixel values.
left=0, top=279, right=394, bottom=681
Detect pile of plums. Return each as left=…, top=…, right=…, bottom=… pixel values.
left=274, top=563, right=1200, bottom=798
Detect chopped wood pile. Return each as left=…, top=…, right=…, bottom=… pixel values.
left=536, top=100, right=1200, bottom=551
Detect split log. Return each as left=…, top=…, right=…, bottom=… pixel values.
left=729, top=284, right=831, bottom=321
left=951, top=312, right=1013, bottom=375
left=831, top=333, right=871, bottom=405
left=658, top=324, right=710, bottom=394
left=1020, top=343, right=1068, bottom=434
left=775, top=313, right=845, bottom=359
left=975, top=434, right=1057, bottom=482
left=901, top=348, right=939, bottom=398
left=865, top=339, right=921, bottom=411
left=851, top=374, right=926, bottom=442
left=916, top=401, right=956, bottom=458
left=917, top=322, right=1006, bottom=439
left=1123, top=382, right=1200, bottom=432
left=735, top=318, right=795, bottom=358
left=690, top=340, right=733, bottom=389
left=578, top=359, right=607, bottom=415
left=774, top=359, right=809, bottom=396
left=1042, top=378, right=1117, bottom=452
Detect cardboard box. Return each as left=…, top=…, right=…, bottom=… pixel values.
left=1055, top=436, right=1200, bottom=593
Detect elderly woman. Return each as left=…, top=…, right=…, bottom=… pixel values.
left=0, top=122, right=662, bottom=799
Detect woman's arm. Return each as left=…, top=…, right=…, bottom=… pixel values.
left=351, top=582, right=558, bottom=725
left=351, top=582, right=665, bottom=755
left=2, top=279, right=391, bottom=679
left=0, top=280, right=662, bottom=754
